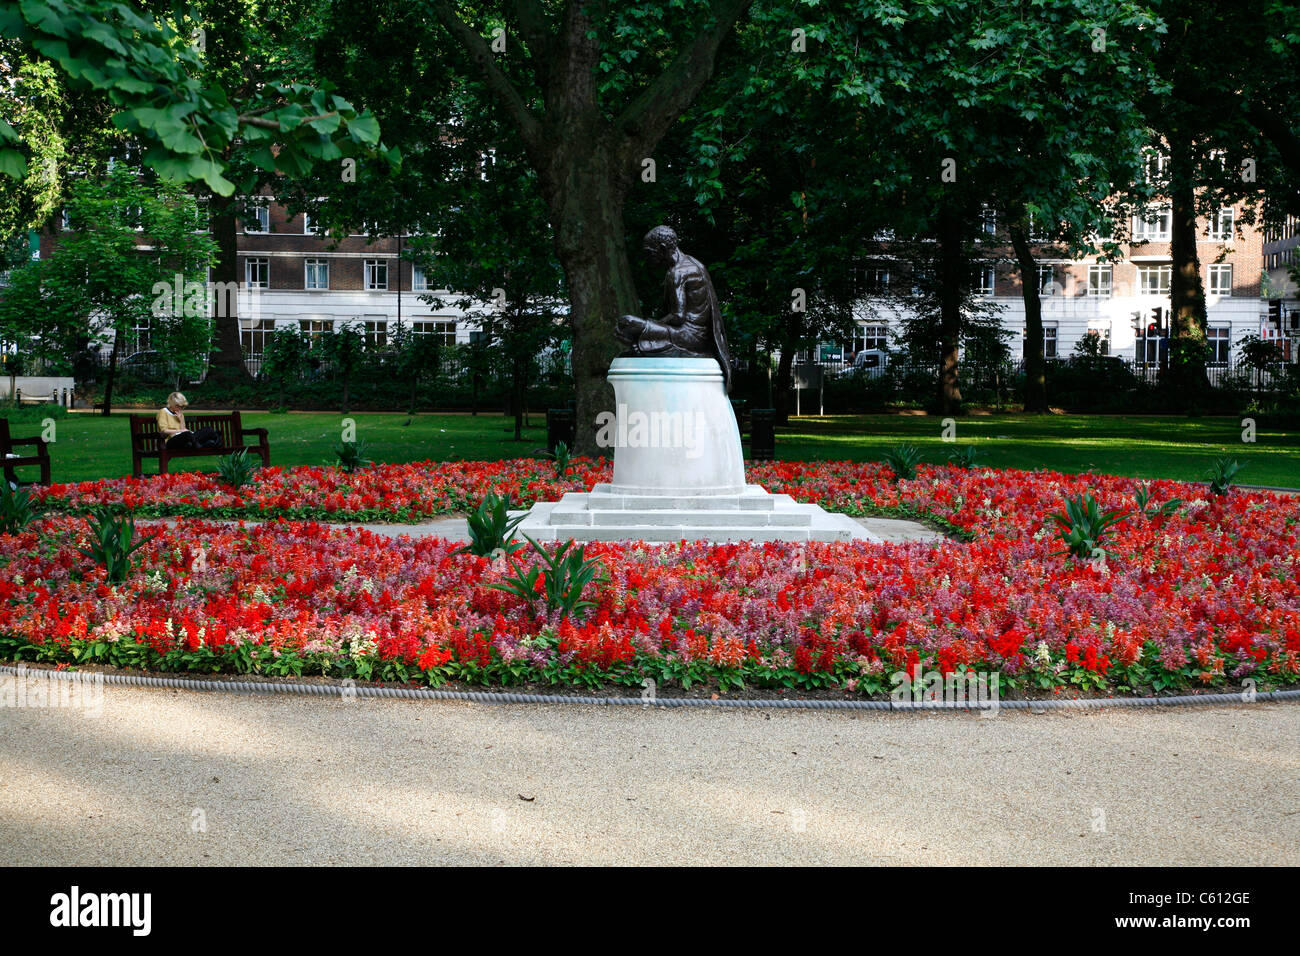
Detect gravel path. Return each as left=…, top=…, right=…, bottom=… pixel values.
left=2, top=686, right=1294, bottom=865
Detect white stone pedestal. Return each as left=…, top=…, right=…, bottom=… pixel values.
left=514, top=357, right=877, bottom=544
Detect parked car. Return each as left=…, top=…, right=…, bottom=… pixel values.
left=839, top=348, right=891, bottom=379
left=116, top=350, right=170, bottom=382
left=117, top=350, right=210, bottom=386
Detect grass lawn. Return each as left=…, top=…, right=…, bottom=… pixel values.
left=26, top=410, right=549, bottom=484
left=10, top=408, right=1299, bottom=488
left=781, top=413, right=1300, bottom=488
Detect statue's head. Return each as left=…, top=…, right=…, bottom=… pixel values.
left=643, top=225, right=678, bottom=267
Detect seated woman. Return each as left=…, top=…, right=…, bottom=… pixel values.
left=156, top=392, right=220, bottom=450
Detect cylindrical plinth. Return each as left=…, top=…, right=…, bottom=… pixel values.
left=604, top=357, right=746, bottom=496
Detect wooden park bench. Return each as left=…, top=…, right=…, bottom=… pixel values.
left=129, top=411, right=270, bottom=477
left=0, top=418, right=52, bottom=486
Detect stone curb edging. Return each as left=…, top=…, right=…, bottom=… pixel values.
left=3, top=664, right=1296, bottom=712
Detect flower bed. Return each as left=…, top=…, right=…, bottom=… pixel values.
left=6, top=462, right=1299, bottom=696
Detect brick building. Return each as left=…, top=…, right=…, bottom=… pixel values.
left=839, top=199, right=1280, bottom=371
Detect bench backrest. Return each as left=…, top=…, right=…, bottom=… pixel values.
left=130, top=411, right=244, bottom=452
left=0, top=418, right=13, bottom=453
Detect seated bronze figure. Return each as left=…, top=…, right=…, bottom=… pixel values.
left=615, top=225, right=733, bottom=392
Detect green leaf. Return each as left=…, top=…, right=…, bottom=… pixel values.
left=0, top=149, right=28, bottom=178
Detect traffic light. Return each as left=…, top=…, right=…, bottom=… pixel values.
left=1268, top=300, right=1283, bottom=328
left=1150, top=307, right=1164, bottom=335
left=1130, top=311, right=1142, bottom=332
left=1146, top=322, right=1158, bottom=336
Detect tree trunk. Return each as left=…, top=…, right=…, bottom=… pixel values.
left=936, top=207, right=964, bottom=415
left=541, top=152, right=637, bottom=458
left=207, top=194, right=252, bottom=385
left=1008, top=220, right=1048, bottom=412
left=101, top=334, right=118, bottom=417
left=773, top=316, right=798, bottom=425
left=1167, top=131, right=1211, bottom=394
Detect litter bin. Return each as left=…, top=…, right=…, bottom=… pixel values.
left=750, top=408, right=775, bottom=461
left=546, top=407, right=576, bottom=452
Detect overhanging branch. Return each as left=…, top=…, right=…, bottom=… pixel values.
left=432, top=1, right=542, bottom=149
left=615, top=0, right=753, bottom=160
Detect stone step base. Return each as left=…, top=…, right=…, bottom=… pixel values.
left=512, top=493, right=879, bottom=545
left=584, top=483, right=779, bottom=511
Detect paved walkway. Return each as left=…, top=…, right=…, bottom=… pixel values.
left=152, top=515, right=947, bottom=544
left=2, top=686, right=1294, bottom=865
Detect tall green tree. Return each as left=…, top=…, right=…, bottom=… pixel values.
left=297, top=0, right=752, bottom=453
left=2, top=0, right=395, bottom=384
left=0, top=164, right=217, bottom=412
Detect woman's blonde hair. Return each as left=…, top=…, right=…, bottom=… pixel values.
left=167, top=392, right=189, bottom=408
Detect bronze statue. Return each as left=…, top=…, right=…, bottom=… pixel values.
left=616, top=225, right=732, bottom=391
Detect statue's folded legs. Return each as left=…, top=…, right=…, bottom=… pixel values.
left=615, top=313, right=713, bottom=357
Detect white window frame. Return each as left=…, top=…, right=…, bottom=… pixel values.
left=1207, top=326, right=1230, bottom=365
left=305, top=258, right=329, bottom=290
left=1207, top=263, right=1233, bottom=296
left=299, top=319, right=334, bottom=347
left=412, top=263, right=429, bottom=292
left=245, top=206, right=269, bottom=233
left=363, top=319, right=388, bottom=350
left=244, top=257, right=270, bottom=289
left=240, top=319, right=277, bottom=358
left=974, top=265, right=995, bottom=297
left=1208, top=206, right=1235, bottom=241
left=413, top=319, right=457, bottom=347
left=1087, top=264, right=1113, bottom=297
left=1136, top=264, right=1172, bottom=296
left=1133, top=206, right=1172, bottom=242
left=1038, top=265, right=1055, bottom=296
left=364, top=259, right=389, bottom=291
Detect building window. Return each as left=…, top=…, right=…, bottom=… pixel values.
left=873, top=228, right=895, bottom=241
left=857, top=265, right=889, bottom=295
left=1087, top=264, right=1113, bottom=297
left=244, top=257, right=270, bottom=289
left=1209, top=207, right=1235, bottom=241
left=363, top=320, right=388, bottom=350
left=1207, top=264, right=1233, bottom=296
left=973, top=266, right=995, bottom=297
left=299, top=319, right=333, bottom=347
left=848, top=324, right=889, bottom=355
left=1028, top=214, right=1053, bottom=243
left=1136, top=264, right=1172, bottom=295
left=241, top=319, right=276, bottom=358
left=305, top=258, right=329, bottom=290
left=127, top=316, right=152, bottom=353
left=1135, top=323, right=1162, bottom=366
left=245, top=206, right=269, bottom=233
left=1207, top=326, right=1230, bottom=365
left=1133, top=207, right=1172, bottom=241
left=1038, top=265, right=1055, bottom=295
left=61, top=209, right=72, bottom=231
left=412, top=263, right=429, bottom=291
left=981, top=208, right=997, bottom=235
left=413, top=319, right=457, bottom=347
left=1142, top=150, right=1167, bottom=184
left=364, top=259, right=388, bottom=290
left=1043, top=325, right=1058, bottom=358
left=303, top=212, right=323, bottom=235
left=1082, top=328, right=1111, bottom=355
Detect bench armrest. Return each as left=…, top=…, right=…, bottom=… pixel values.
left=6, top=435, right=49, bottom=449
left=241, top=427, right=269, bottom=444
